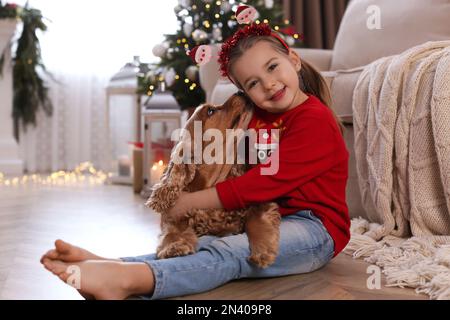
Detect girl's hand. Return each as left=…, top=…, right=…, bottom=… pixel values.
left=167, top=192, right=190, bottom=221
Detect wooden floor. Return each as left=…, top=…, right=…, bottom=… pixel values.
left=0, top=183, right=427, bottom=300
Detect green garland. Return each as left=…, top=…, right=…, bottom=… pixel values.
left=0, top=1, right=51, bottom=142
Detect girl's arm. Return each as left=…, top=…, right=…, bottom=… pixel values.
left=167, top=187, right=223, bottom=220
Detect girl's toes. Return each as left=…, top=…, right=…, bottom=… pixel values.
left=42, top=258, right=54, bottom=272
left=52, top=261, right=70, bottom=275
left=58, top=272, right=70, bottom=282
left=43, top=259, right=69, bottom=276
left=55, top=239, right=72, bottom=254
left=42, top=249, right=59, bottom=262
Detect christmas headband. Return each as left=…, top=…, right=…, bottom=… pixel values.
left=188, top=4, right=293, bottom=84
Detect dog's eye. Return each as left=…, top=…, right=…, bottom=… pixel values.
left=207, top=107, right=216, bottom=117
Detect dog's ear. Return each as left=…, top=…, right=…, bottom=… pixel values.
left=157, top=161, right=173, bottom=185
left=145, top=161, right=196, bottom=213
left=145, top=138, right=197, bottom=213
left=167, top=138, right=197, bottom=187
left=168, top=162, right=196, bottom=188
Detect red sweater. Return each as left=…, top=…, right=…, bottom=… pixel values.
left=216, top=95, right=350, bottom=257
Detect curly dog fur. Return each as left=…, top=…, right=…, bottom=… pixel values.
left=146, top=93, right=281, bottom=268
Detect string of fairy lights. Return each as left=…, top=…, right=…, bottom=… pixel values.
left=145, top=0, right=301, bottom=98
left=0, top=162, right=111, bottom=187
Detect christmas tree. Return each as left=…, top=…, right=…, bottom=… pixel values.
left=137, top=0, right=302, bottom=111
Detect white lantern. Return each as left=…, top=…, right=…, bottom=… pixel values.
left=106, top=57, right=143, bottom=186
left=141, top=92, right=182, bottom=198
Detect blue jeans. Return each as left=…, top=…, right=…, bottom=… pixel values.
left=121, top=209, right=334, bottom=300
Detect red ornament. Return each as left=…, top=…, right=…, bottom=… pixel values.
left=5, top=3, right=18, bottom=9
left=279, top=26, right=297, bottom=36
left=128, top=141, right=144, bottom=149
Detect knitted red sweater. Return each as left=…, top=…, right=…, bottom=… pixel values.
left=216, top=95, right=350, bottom=257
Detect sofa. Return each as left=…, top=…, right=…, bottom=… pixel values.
left=198, top=0, right=450, bottom=219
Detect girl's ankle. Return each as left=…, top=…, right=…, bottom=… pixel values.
left=121, top=262, right=154, bottom=296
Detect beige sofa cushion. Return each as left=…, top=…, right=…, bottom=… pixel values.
left=331, top=0, right=450, bottom=71
left=295, top=48, right=333, bottom=72
left=325, top=67, right=364, bottom=123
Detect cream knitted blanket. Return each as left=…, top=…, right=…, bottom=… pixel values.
left=346, top=41, right=450, bottom=299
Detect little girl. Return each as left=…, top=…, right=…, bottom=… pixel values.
left=41, top=23, right=350, bottom=300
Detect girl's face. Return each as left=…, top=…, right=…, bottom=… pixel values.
left=230, top=41, right=307, bottom=113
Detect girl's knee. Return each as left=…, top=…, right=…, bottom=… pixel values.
left=310, top=235, right=335, bottom=271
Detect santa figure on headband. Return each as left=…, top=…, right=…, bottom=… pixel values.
left=188, top=45, right=212, bottom=66
left=235, top=5, right=259, bottom=25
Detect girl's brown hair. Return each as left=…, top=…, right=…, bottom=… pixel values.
left=227, top=36, right=345, bottom=135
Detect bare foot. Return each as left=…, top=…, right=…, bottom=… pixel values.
left=41, top=258, right=153, bottom=300
left=40, top=239, right=117, bottom=264
left=40, top=240, right=123, bottom=299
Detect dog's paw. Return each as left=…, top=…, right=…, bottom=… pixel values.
left=248, top=251, right=277, bottom=268
left=157, top=240, right=196, bottom=259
